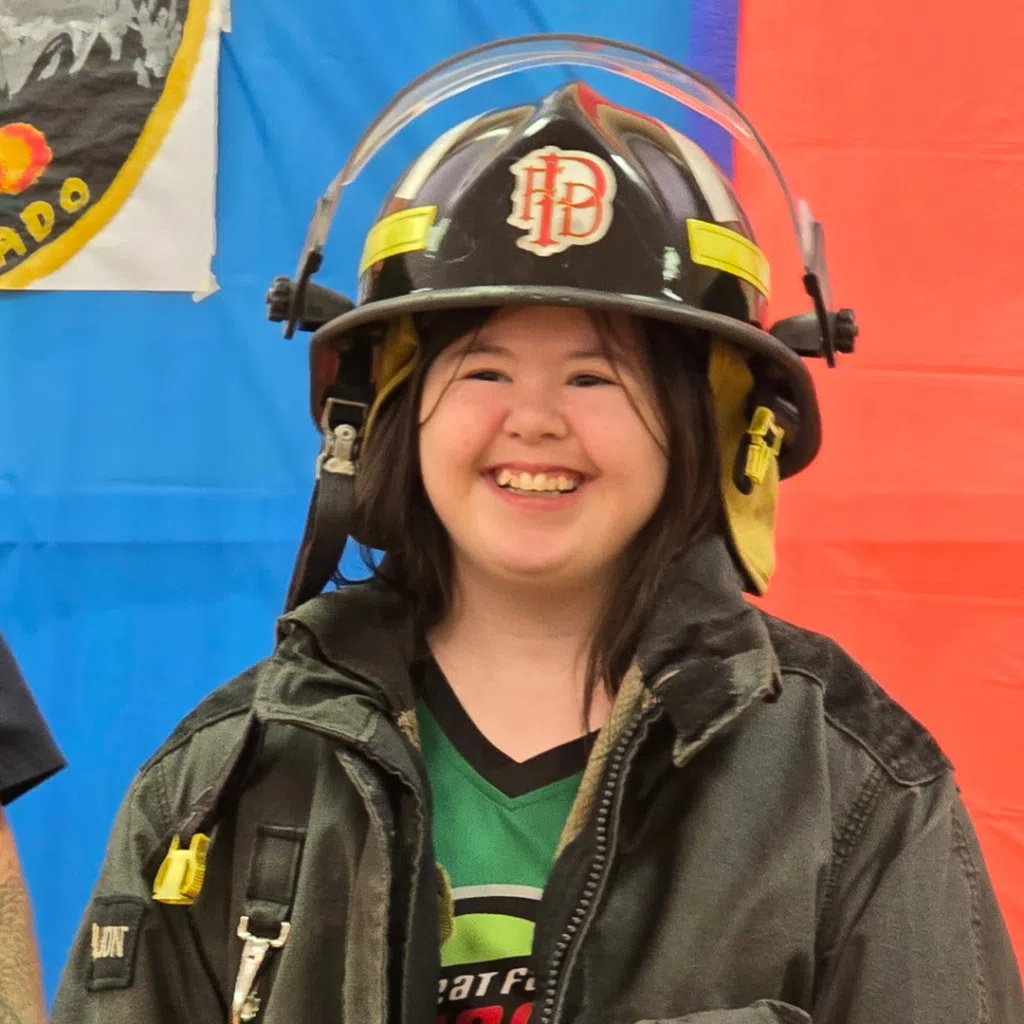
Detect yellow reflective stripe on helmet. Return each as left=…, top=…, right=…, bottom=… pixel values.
left=360, top=205, right=438, bottom=273
left=687, top=219, right=771, bottom=299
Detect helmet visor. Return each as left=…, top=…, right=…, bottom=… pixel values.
left=299, top=34, right=817, bottom=275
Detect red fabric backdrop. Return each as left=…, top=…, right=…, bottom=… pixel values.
left=736, top=0, right=1024, bottom=961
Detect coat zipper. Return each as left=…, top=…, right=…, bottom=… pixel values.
left=535, top=707, right=658, bottom=1024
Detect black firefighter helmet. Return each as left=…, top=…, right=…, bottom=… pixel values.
left=268, top=37, right=857, bottom=611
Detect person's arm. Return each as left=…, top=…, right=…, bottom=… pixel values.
left=52, top=746, right=232, bottom=1024
left=0, top=635, right=66, bottom=809
left=0, top=808, right=44, bottom=1024
left=662, top=774, right=1024, bottom=1024
left=812, top=771, right=1024, bottom=1022
left=0, top=635, right=65, bottom=1024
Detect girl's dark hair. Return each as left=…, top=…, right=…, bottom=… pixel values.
left=349, top=308, right=722, bottom=721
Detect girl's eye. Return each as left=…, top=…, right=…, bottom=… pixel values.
left=569, top=373, right=615, bottom=388
left=465, top=369, right=508, bottom=383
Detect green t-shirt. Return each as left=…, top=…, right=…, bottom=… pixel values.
left=415, top=658, right=588, bottom=1024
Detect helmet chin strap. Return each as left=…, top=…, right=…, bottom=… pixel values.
left=283, top=346, right=374, bottom=613
left=283, top=418, right=359, bottom=614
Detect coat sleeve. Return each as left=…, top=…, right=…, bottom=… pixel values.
left=812, top=770, right=1024, bottom=1023
left=0, top=633, right=66, bottom=805
left=50, top=759, right=227, bottom=1024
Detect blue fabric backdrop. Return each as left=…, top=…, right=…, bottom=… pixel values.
left=0, top=0, right=738, bottom=999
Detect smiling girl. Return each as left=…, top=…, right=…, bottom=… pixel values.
left=53, top=38, right=1022, bottom=1024
left=359, top=305, right=716, bottom=764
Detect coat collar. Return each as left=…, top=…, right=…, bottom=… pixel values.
left=265, top=534, right=780, bottom=757
left=633, top=534, right=781, bottom=764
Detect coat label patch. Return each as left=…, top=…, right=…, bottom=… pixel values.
left=85, top=897, right=147, bottom=991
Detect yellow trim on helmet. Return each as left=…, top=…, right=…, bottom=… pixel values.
left=360, top=205, right=438, bottom=273
left=687, top=219, right=771, bottom=299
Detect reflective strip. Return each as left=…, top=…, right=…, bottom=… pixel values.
left=687, top=218, right=771, bottom=298
left=360, top=205, right=437, bottom=272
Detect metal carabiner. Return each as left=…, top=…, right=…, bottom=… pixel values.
left=231, top=916, right=291, bottom=1024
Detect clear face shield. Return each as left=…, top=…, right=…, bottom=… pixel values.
left=272, top=34, right=855, bottom=367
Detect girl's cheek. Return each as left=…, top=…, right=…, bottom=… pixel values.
left=566, top=396, right=665, bottom=471
left=423, top=394, right=509, bottom=462
left=448, top=390, right=510, bottom=432
left=564, top=391, right=636, bottom=433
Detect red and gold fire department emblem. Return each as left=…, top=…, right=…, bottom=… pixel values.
left=507, top=145, right=617, bottom=256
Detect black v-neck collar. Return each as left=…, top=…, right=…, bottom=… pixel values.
left=415, top=657, right=591, bottom=799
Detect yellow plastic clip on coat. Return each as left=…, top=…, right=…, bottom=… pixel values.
left=743, top=406, right=785, bottom=487
left=152, top=834, right=210, bottom=905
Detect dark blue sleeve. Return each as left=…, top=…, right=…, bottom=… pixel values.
left=0, top=633, right=66, bottom=805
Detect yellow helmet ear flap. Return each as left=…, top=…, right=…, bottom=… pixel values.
left=709, top=340, right=780, bottom=595
left=363, top=315, right=421, bottom=447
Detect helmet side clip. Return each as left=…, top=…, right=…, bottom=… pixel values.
left=267, top=272, right=354, bottom=336
left=768, top=212, right=858, bottom=367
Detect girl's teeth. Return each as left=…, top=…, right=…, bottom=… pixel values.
left=493, top=469, right=581, bottom=493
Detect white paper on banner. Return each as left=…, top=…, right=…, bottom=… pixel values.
left=0, top=0, right=221, bottom=292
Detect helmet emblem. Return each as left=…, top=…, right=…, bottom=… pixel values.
left=507, top=146, right=616, bottom=256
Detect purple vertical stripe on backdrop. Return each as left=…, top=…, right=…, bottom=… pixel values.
left=686, top=0, right=741, bottom=175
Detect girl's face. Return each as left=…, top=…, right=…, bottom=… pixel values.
left=418, top=305, right=669, bottom=591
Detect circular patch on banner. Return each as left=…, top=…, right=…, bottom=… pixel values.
left=0, top=0, right=209, bottom=287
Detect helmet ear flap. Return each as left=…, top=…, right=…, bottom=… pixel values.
left=362, top=316, right=421, bottom=447
left=709, top=342, right=781, bottom=595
